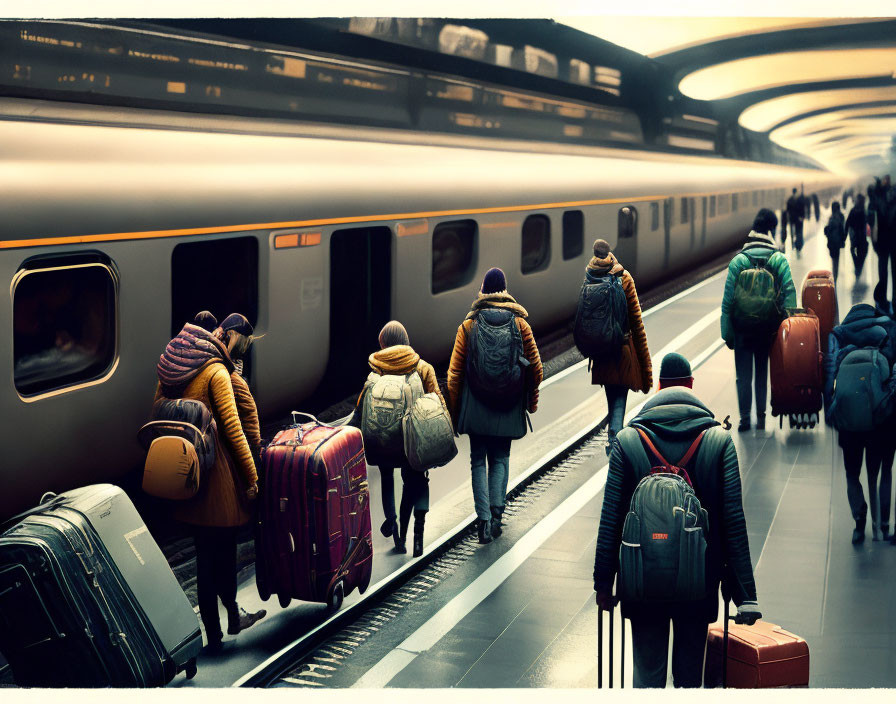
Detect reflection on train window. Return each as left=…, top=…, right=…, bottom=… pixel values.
left=732, top=193, right=739, bottom=211
left=562, top=210, right=584, bottom=260
left=650, top=202, right=659, bottom=231
left=680, top=197, right=689, bottom=225
left=710, top=196, right=716, bottom=218
left=521, top=215, right=551, bottom=274
left=13, top=263, right=117, bottom=397
left=618, top=206, right=637, bottom=239
left=172, top=237, right=259, bottom=338
left=432, top=219, right=477, bottom=293
left=753, top=191, right=759, bottom=206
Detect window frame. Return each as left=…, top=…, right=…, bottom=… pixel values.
left=431, top=219, right=479, bottom=294
left=521, top=213, right=552, bottom=274
left=12, top=260, right=120, bottom=402
left=618, top=205, right=638, bottom=239
left=650, top=202, right=660, bottom=231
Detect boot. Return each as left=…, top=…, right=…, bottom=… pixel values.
left=872, top=523, right=883, bottom=542
left=756, top=414, right=766, bottom=431
left=738, top=417, right=751, bottom=432
left=381, top=517, right=401, bottom=550
left=490, top=506, right=504, bottom=539
left=394, top=512, right=409, bottom=554
left=852, top=512, right=866, bottom=545
left=882, top=524, right=890, bottom=541
left=412, top=510, right=426, bottom=558
left=226, top=605, right=266, bottom=635
left=477, top=518, right=492, bottom=544
left=202, top=619, right=224, bottom=653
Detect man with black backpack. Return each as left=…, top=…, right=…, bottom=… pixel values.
left=446, top=267, right=543, bottom=544
left=593, top=353, right=761, bottom=688
left=721, top=209, right=797, bottom=432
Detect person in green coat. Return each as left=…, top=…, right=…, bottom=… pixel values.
left=721, top=209, right=797, bottom=431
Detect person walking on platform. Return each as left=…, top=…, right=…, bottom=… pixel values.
left=722, top=209, right=797, bottom=431
left=786, top=188, right=804, bottom=253
left=153, top=321, right=266, bottom=652
left=779, top=209, right=788, bottom=250
left=846, top=194, right=869, bottom=277
left=580, top=238, right=652, bottom=456
left=593, top=352, right=761, bottom=688
left=871, top=176, right=896, bottom=311
left=824, top=201, right=847, bottom=282
left=349, top=320, right=444, bottom=557
left=825, top=303, right=896, bottom=543
left=446, top=267, right=543, bottom=544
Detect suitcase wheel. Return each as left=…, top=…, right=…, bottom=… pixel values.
left=326, top=580, right=345, bottom=613
left=185, top=658, right=197, bottom=680
left=278, top=593, right=291, bottom=609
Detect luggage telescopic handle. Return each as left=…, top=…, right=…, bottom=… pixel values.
left=291, top=411, right=328, bottom=427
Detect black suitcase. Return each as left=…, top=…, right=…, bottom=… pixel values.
left=0, top=485, right=201, bottom=687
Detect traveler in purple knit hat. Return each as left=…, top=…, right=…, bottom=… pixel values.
left=446, top=267, right=543, bottom=543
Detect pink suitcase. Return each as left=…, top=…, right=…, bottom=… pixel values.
left=255, top=413, right=372, bottom=611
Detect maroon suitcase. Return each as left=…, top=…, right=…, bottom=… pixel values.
left=769, top=309, right=823, bottom=425
left=255, top=413, right=372, bottom=611
left=801, top=270, right=838, bottom=356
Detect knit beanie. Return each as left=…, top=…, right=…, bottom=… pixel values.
left=378, top=320, right=410, bottom=349
left=481, top=267, right=507, bottom=294
left=220, top=313, right=254, bottom=336
left=659, top=352, right=692, bottom=381
left=193, top=310, right=218, bottom=332
left=593, top=239, right=611, bottom=258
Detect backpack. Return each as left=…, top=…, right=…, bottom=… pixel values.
left=137, top=398, right=217, bottom=500
left=829, top=348, right=892, bottom=432
left=731, top=252, right=780, bottom=335
left=361, top=367, right=424, bottom=464
left=403, top=393, right=458, bottom=472
left=617, top=428, right=712, bottom=603
left=465, top=308, right=526, bottom=411
left=573, top=272, right=630, bottom=363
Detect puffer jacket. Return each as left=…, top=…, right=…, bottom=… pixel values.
left=231, top=372, right=261, bottom=461
left=721, top=231, right=797, bottom=348
left=153, top=324, right=257, bottom=528
left=593, top=388, right=756, bottom=622
left=446, top=292, right=543, bottom=439
left=349, top=344, right=444, bottom=426
left=824, top=303, right=896, bottom=409
left=585, top=253, right=652, bottom=393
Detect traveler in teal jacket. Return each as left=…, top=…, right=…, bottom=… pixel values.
left=721, top=209, right=797, bottom=431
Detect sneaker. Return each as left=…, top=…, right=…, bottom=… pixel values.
left=227, top=606, right=267, bottom=635
left=852, top=514, right=866, bottom=545
left=477, top=518, right=492, bottom=544
left=204, top=635, right=224, bottom=654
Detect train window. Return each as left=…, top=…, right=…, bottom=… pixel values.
left=172, top=236, right=258, bottom=338
left=13, top=260, right=118, bottom=397
left=753, top=191, right=759, bottom=206
left=650, top=202, right=659, bottom=231
left=732, top=193, right=739, bottom=211
left=521, top=214, right=551, bottom=274
left=432, top=219, right=477, bottom=293
left=710, top=195, right=716, bottom=217
left=562, top=210, right=584, bottom=260
left=618, top=206, right=638, bottom=239
left=680, top=197, right=689, bottom=225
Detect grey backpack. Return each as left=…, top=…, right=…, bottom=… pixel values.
left=617, top=427, right=713, bottom=603
left=361, top=367, right=424, bottom=464
left=403, top=393, right=458, bottom=472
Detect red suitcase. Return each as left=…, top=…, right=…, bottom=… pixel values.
left=255, top=413, right=372, bottom=611
left=769, top=309, right=823, bottom=426
left=705, top=617, right=810, bottom=688
left=801, top=270, right=838, bottom=355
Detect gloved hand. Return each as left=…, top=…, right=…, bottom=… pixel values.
left=246, top=482, right=259, bottom=501
left=734, top=601, right=762, bottom=625
left=595, top=589, right=618, bottom=612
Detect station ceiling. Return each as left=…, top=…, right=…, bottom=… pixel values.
left=562, top=17, right=896, bottom=175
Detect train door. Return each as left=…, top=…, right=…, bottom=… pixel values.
left=171, top=235, right=259, bottom=380
left=326, top=226, right=391, bottom=399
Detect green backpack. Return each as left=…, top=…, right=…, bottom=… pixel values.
left=731, top=252, right=780, bottom=334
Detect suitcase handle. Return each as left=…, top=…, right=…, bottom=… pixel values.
left=290, top=411, right=329, bottom=427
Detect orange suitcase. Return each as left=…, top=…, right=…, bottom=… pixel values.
left=769, top=309, right=823, bottom=424
left=705, top=618, right=810, bottom=688
left=801, top=270, right=838, bottom=355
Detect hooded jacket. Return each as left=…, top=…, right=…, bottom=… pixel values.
left=585, top=253, right=653, bottom=393
left=446, top=291, right=543, bottom=439
left=593, top=388, right=757, bottom=622
left=721, top=231, right=797, bottom=348
left=152, top=324, right=257, bottom=527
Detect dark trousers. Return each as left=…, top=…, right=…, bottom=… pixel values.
left=841, top=431, right=894, bottom=531
left=851, top=240, right=868, bottom=276
left=194, top=526, right=239, bottom=640
left=876, top=243, right=896, bottom=303
left=828, top=247, right=840, bottom=282
left=379, top=466, right=429, bottom=525
left=630, top=615, right=709, bottom=688
left=605, top=384, right=629, bottom=439
left=734, top=341, right=770, bottom=420
left=790, top=220, right=804, bottom=251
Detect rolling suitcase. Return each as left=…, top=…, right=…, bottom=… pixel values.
left=704, top=601, right=809, bottom=688
left=769, top=309, right=823, bottom=428
left=801, top=270, right=838, bottom=355
left=256, top=412, right=372, bottom=612
left=0, top=485, right=201, bottom=687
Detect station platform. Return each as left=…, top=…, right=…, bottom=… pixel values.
left=170, top=209, right=896, bottom=689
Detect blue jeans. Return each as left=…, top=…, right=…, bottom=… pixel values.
left=605, top=384, right=629, bottom=440
left=469, top=434, right=512, bottom=521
